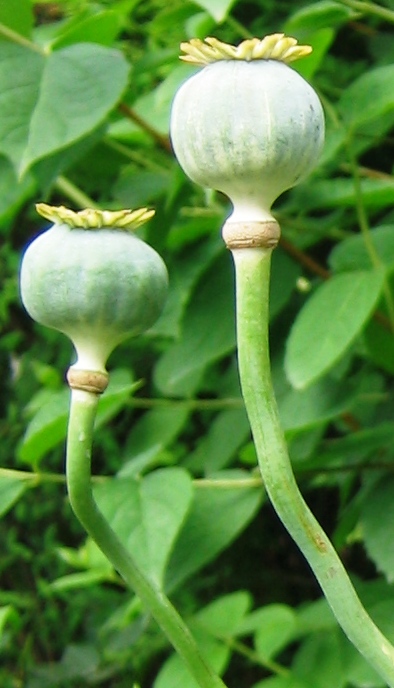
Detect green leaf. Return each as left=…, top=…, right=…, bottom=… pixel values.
left=165, top=470, right=263, bottom=592
left=185, top=11, right=216, bottom=39
left=329, top=225, right=394, bottom=273
left=285, top=269, right=385, bottom=389
left=113, top=168, right=171, bottom=207
left=119, top=406, right=190, bottom=477
left=32, top=124, right=105, bottom=193
left=364, top=323, right=394, bottom=375
left=363, top=278, right=394, bottom=375
left=191, top=0, right=238, bottom=23
left=293, top=630, right=347, bottom=688
left=57, top=537, right=110, bottom=571
left=252, top=679, right=311, bottom=688
left=18, top=387, right=69, bottom=465
left=292, top=29, right=334, bottom=80
left=60, top=644, right=100, bottom=680
left=0, top=605, right=15, bottom=637
left=154, top=253, right=235, bottom=396
left=361, top=476, right=394, bottom=583
left=285, top=1, right=354, bottom=36
left=239, top=603, right=298, bottom=664
left=0, top=43, right=43, bottom=168
left=295, top=178, right=394, bottom=211
left=94, top=468, right=194, bottom=588
left=152, top=231, right=223, bottom=339
left=0, top=0, right=33, bottom=39
left=253, top=605, right=297, bottom=661
left=0, top=476, right=28, bottom=517
left=132, top=64, right=194, bottom=136
left=50, top=569, right=114, bottom=592
left=51, top=10, right=122, bottom=50
left=339, top=65, right=394, bottom=129
left=193, top=591, right=251, bottom=637
left=309, top=422, right=394, bottom=471
left=295, top=597, right=337, bottom=636
left=0, top=155, right=35, bottom=224
left=0, top=42, right=129, bottom=176
left=279, top=377, right=353, bottom=433
left=185, top=407, right=250, bottom=472
left=95, top=369, right=139, bottom=427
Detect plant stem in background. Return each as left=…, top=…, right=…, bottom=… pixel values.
left=231, top=241, right=394, bottom=686
left=0, top=21, right=44, bottom=53
left=335, top=0, right=394, bottom=24
left=54, top=176, right=100, bottom=210
left=346, top=143, right=394, bottom=333
left=66, top=387, right=229, bottom=688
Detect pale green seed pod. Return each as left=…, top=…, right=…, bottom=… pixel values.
left=170, top=35, right=325, bottom=223
left=20, top=205, right=168, bottom=376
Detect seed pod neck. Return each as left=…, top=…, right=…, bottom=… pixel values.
left=222, top=219, right=280, bottom=251
left=67, top=368, right=109, bottom=395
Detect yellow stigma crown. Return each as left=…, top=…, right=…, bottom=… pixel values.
left=36, top=204, right=155, bottom=231
left=179, top=34, right=312, bottom=67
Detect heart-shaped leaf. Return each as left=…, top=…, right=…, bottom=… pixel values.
left=285, top=269, right=385, bottom=389
left=0, top=42, right=129, bottom=176
left=94, top=468, right=193, bottom=588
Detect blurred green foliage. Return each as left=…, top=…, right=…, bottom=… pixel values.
left=2, top=0, right=394, bottom=686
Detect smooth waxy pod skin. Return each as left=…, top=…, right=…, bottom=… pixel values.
left=170, top=35, right=325, bottom=223
left=20, top=205, right=168, bottom=374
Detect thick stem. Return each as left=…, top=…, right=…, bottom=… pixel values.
left=231, top=245, right=394, bottom=685
left=66, top=388, right=228, bottom=688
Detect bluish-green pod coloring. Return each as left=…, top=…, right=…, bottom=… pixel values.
left=20, top=207, right=168, bottom=372
left=170, top=36, right=325, bottom=223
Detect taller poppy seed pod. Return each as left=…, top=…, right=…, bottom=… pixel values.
left=170, top=34, right=324, bottom=247
left=20, top=204, right=168, bottom=392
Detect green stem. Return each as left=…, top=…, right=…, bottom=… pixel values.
left=66, top=387, right=228, bottom=688
left=0, top=22, right=45, bottom=54
left=231, top=245, right=394, bottom=686
left=104, top=137, right=170, bottom=173
left=347, top=143, right=394, bottom=332
left=54, top=176, right=100, bottom=210
left=334, top=0, right=394, bottom=23
left=225, top=15, right=253, bottom=39
left=217, top=635, right=289, bottom=677
left=117, top=102, right=172, bottom=153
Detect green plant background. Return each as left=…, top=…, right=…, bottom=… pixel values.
left=2, top=0, right=394, bottom=686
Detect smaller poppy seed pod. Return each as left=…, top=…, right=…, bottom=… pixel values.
left=20, top=204, right=168, bottom=390
left=170, top=35, right=325, bottom=240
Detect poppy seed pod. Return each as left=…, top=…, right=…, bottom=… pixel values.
left=170, top=35, right=325, bottom=225
left=20, top=205, right=168, bottom=382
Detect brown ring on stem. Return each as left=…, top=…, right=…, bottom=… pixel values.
left=222, top=220, right=281, bottom=250
left=67, top=369, right=109, bottom=395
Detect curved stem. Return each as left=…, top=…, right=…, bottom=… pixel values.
left=54, top=176, right=100, bottom=210
left=0, top=22, right=45, bottom=54
left=347, top=142, right=394, bottom=333
left=117, top=102, right=172, bottom=153
left=231, top=245, right=394, bottom=686
left=335, top=0, right=394, bottom=24
left=66, top=388, right=228, bottom=688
